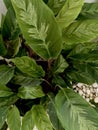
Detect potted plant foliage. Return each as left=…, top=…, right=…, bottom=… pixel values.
left=1, top=0, right=98, bottom=130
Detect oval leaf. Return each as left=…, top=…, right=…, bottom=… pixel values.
left=17, top=85, right=45, bottom=99
left=63, top=19, right=98, bottom=46
left=0, top=65, right=14, bottom=85
left=56, top=0, right=84, bottom=29
left=55, top=88, right=98, bottom=130
left=11, top=0, right=62, bottom=60
left=7, top=105, right=21, bottom=130
left=31, top=105, right=53, bottom=130
left=11, top=56, right=45, bottom=78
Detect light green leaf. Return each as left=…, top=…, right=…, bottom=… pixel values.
left=7, top=106, right=21, bottom=130
left=0, top=65, right=14, bottom=85
left=17, top=85, right=45, bottom=99
left=47, top=0, right=66, bottom=15
left=53, top=55, right=68, bottom=74
left=0, top=106, right=8, bottom=129
left=11, top=0, right=62, bottom=60
left=22, top=109, right=34, bottom=130
left=63, top=19, right=98, bottom=46
left=80, top=3, right=98, bottom=19
left=31, top=105, right=53, bottom=130
left=55, top=88, right=98, bottom=130
left=56, top=0, right=84, bottom=29
left=11, top=56, right=45, bottom=78
left=0, top=85, right=13, bottom=97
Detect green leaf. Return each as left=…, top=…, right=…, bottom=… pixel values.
left=31, top=105, right=53, bottom=130
left=56, top=0, right=84, bottom=29
left=0, top=95, right=18, bottom=107
left=11, top=0, right=62, bottom=60
left=47, top=0, right=66, bottom=15
left=3, top=0, right=13, bottom=9
left=63, top=19, right=98, bottom=47
left=53, top=55, right=68, bottom=74
left=1, top=7, right=20, bottom=40
left=11, top=56, right=45, bottom=78
left=0, top=65, right=14, bottom=85
left=80, top=3, right=98, bottom=19
left=0, top=35, right=7, bottom=56
left=7, top=105, right=21, bottom=130
left=55, top=88, right=98, bottom=130
left=13, top=72, right=42, bottom=86
left=17, top=85, right=45, bottom=99
left=0, top=106, right=8, bottom=129
left=47, top=95, right=64, bottom=130
left=0, top=85, right=13, bottom=97
left=22, top=108, right=34, bottom=130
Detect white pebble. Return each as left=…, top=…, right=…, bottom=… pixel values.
left=86, top=89, right=91, bottom=95
left=93, top=83, right=98, bottom=88
left=78, top=90, right=83, bottom=96
left=77, top=83, right=83, bottom=88
left=94, top=97, right=98, bottom=103
left=86, top=98, right=90, bottom=102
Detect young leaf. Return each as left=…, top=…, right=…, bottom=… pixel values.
left=80, top=3, right=98, bottom=19
left=55, top=88, right=98, bottom=130
left=0, top=85, right=13, bottom=97
left=0, top=106, right=8, bottom=129
left=31, top=105, right=53, bottom=130
left=22, top=109, right=34, bottom=130
left=11, top=0, right=62, bottom=60
left=11, top=56, right=45, bottom=78
left=63, top=19, right=98, bottom=46
left=7, top=105, right=21, bottom=130
left=0, top=65, right=14, bottom=85
left=52, top=55, right=68, bottom=74
left=56, top=0, right=84, bottom=29
left=17, top=85, right=45, bottom=99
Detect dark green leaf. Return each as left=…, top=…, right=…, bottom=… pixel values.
left=11, top=0, right=62, bottom=60
left=7, top=106, right=21, bottom=130
left=31, top=105, right=53, bottom=130
left=0, top=106, right=8, bottom=129
left=11, top=56, right=45, bottom=78
left=0, top=65, right=14, bottom=85
left=0, top=35, right=7, bottom=56
left=56, top=0, right=84, bottom=29
left=53, top=55, right=68, bottom=74
left=3, top=0, right=13, bottom=9
left=0, top=95, right=18, bottom=107
left=13, top=72, right=42, bottom=86
left=17, top=85, right=45, bottom=99
left=47, top=0, right=66, bottom=15
left=55, top=88, right=98, bottom=130
left=22, top=108, right=34, bottom=130
left=0, top=85, right=13, bottom=97
left=80, top=3, right=98, bottom=19
left=63, top=19, right=98, bottom=46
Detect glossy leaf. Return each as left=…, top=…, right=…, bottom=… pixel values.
left=22, top=108, right=34, bottom=130
left=55, top=88, right=98, bottom=130
left=0, top=106, right=8, bottom=129
left=7, top=106, right=21, bottom=130
left=53, top=55, right=68, bottom=74
left=63, top=19, right=98, bottom=46
left=0, top=65, right=14, bottom=85
left=31, top=105, right=53, bottom=130
left=11, top=0, right=62, bottom=60
left=56, top=0, right=84, bottom=29
left=80, top=3, right=98, bottom=19
left=11, top=56, right=45, bottom=78
left=17, top=85, right=45, bottom=99
left=0, top=85, right=13, bottom=97
left=47, top=0, right=66, bottom=15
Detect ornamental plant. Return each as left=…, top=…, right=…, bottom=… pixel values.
left=1, top=0, right=98, bottom=130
